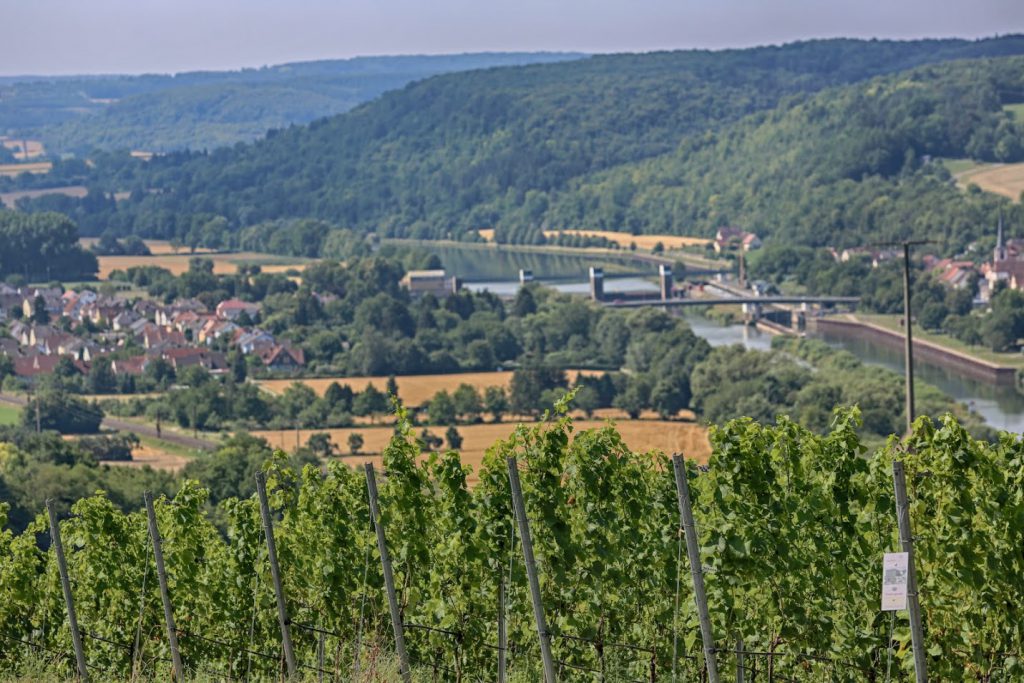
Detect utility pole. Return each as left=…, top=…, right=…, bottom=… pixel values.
left=872, top=239, right=932, bottom=436
left=47, top=500, right=88, bottom=682
left=672, top=455, right=719, bottom=683
left=254, top=472, right=297, bottom=677
left=901, top=242, right=915, bottom=435
left=143, top=492, right=184, bottom=681
left=364, top=463, right=411, bottom=683
left=507, top=456, right=557, bottom=683
left=892, top=461, right=928, bottom=682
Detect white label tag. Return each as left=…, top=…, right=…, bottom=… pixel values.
left=881, top=552, right=909, bottom=611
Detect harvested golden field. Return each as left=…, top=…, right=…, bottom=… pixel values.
left=104, top=441, right=191, bottom=472
left=0, top=137, right=45, bottom=160
left=0, top=161, right=51, bottom=177
left=252, top=418, right=710, bottom=483
left=958, top=162, right=1024, bottom=201
left=257, top=370, right=605, bottom=407
left=544, top=229, right=711, bottom=250
left=95, top=251, right=312, bottom=279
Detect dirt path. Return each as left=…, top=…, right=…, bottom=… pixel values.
left=0, top=393, right=217, bottom=450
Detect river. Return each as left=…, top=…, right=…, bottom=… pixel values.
left=682, top=315, right=1024, bottom=432
left=435, top=243, right=1024, bottom=432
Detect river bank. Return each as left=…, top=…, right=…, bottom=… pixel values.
left=809, top=316, right=1019, bottom=386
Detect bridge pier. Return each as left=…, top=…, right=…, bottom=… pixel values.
left=589, top=267, right=604, bottom=302
left=659, top=264, right=673, bottom=301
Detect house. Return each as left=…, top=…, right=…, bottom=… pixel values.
left=111, top=310, right=142, bottom=332
left=399, top=270, right=459, bottom=299
left=215, top=299, right=260, bottom=322
left=232, top=328, right=276, bottom=354
left=155, top=299, right=206, bottom=326
left=13, top=353, right=86, bottom=379
left=140, top=325, right=187, bottom=351
left=713, top=227, right=762, bottom=253
left=258, top=344, right=305, bottom=371
left=838, top=247, right=898, bottom=268
left=159, top=348, right=228, bottom=373
left=20, top=287, right=63, bottom=320
left=199, top=319, right=239, bottom=345
left=927, top=258, right=977, bottom=290
left=111, top=356, right=149, bottom=376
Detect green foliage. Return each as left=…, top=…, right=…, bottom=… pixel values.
left=0, top=211, right=97, bottom=282
left=1, top=411, right=1021, bottom=680
left=1, top=53, right=581, bottom=154
left=25, top=37, right=1024, bottom=246
left=21, top=388, right=103, bottom=434
left=692, top=337, right=992, bottom=442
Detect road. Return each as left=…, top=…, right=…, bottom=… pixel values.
left=0, top=393, right=217, bottom=450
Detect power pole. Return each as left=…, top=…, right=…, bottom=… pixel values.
left=254, top=472, right=297, bottom=677
left=47, top=500, right=88, bottom=682
left=364, top=463, right=411, bottom=683
left=892, top=462, right=928, bottom=682
left=143, top=492, right=184, bottom=681
left=672, top=455, right=719, bottom=683
left=507, top=456, right=557, bottom=683
left=872, top=239, right=932, bottom=436
left=901, top=242, right=915, bottom=435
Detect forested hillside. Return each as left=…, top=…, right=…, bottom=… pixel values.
left=0, top=53, right=582, bottom=153
left=539, top=56, right=1024, bottom=249
left=19, top=36, right=1024, bottom=245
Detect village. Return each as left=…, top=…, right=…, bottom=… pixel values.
left=0, top=284, right=304, bottom=385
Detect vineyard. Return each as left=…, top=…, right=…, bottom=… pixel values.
left=1, top=402, right=1022, bottom=681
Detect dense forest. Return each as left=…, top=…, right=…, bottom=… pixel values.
left=0, top=53, right=581, bottom=153
left=537, top=57, right=1024, bottom=249
left=12, top=36, right=1024, bottom=249
left=0, top=210, right=97, bottom=282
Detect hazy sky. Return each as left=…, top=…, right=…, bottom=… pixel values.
left=2, top=0, right=1023, bottom=76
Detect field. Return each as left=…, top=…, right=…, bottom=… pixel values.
left=0, top=403, right=19, bottom=426
left=0, top=161, right=52, bottom=177
left=0, top=137, right=44, bottom=160
left=1004, top=102, right=1024, bottom=119
left=0, top=184, right=88, bottom=208
left=959, top=163, right=1024, bottom=201
left=252, top=418, right=711, bottom=483
left=257, top=370, right=605, bottom=407
left=946, top=158, right=1024, bottom=201
left=543, top=229, right=712, bottom=250
left=95, top=249, right=312, bottom=279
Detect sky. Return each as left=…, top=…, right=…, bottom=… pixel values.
left=2, top=0, right=1023, bottom=76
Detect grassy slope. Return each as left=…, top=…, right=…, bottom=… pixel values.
left=0, top=403, right=19, bottom=426
left=858, top=313, right=1024, bottom=369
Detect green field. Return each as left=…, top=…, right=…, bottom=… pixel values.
left=1004, top=102, right=1024, bottom=119
left=0, top=404, right=20, bottom=426
left=941, top=157, right=985, bottom=176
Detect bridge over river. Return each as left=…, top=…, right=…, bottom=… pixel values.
left=602, top=295, right=860, bottom=308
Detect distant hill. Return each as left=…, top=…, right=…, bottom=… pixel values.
left=0, top=53, right=584, bottom=153
left=535, top=56, right=1024, bottom=251
left=12, top=36, right=1024, bottom=250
